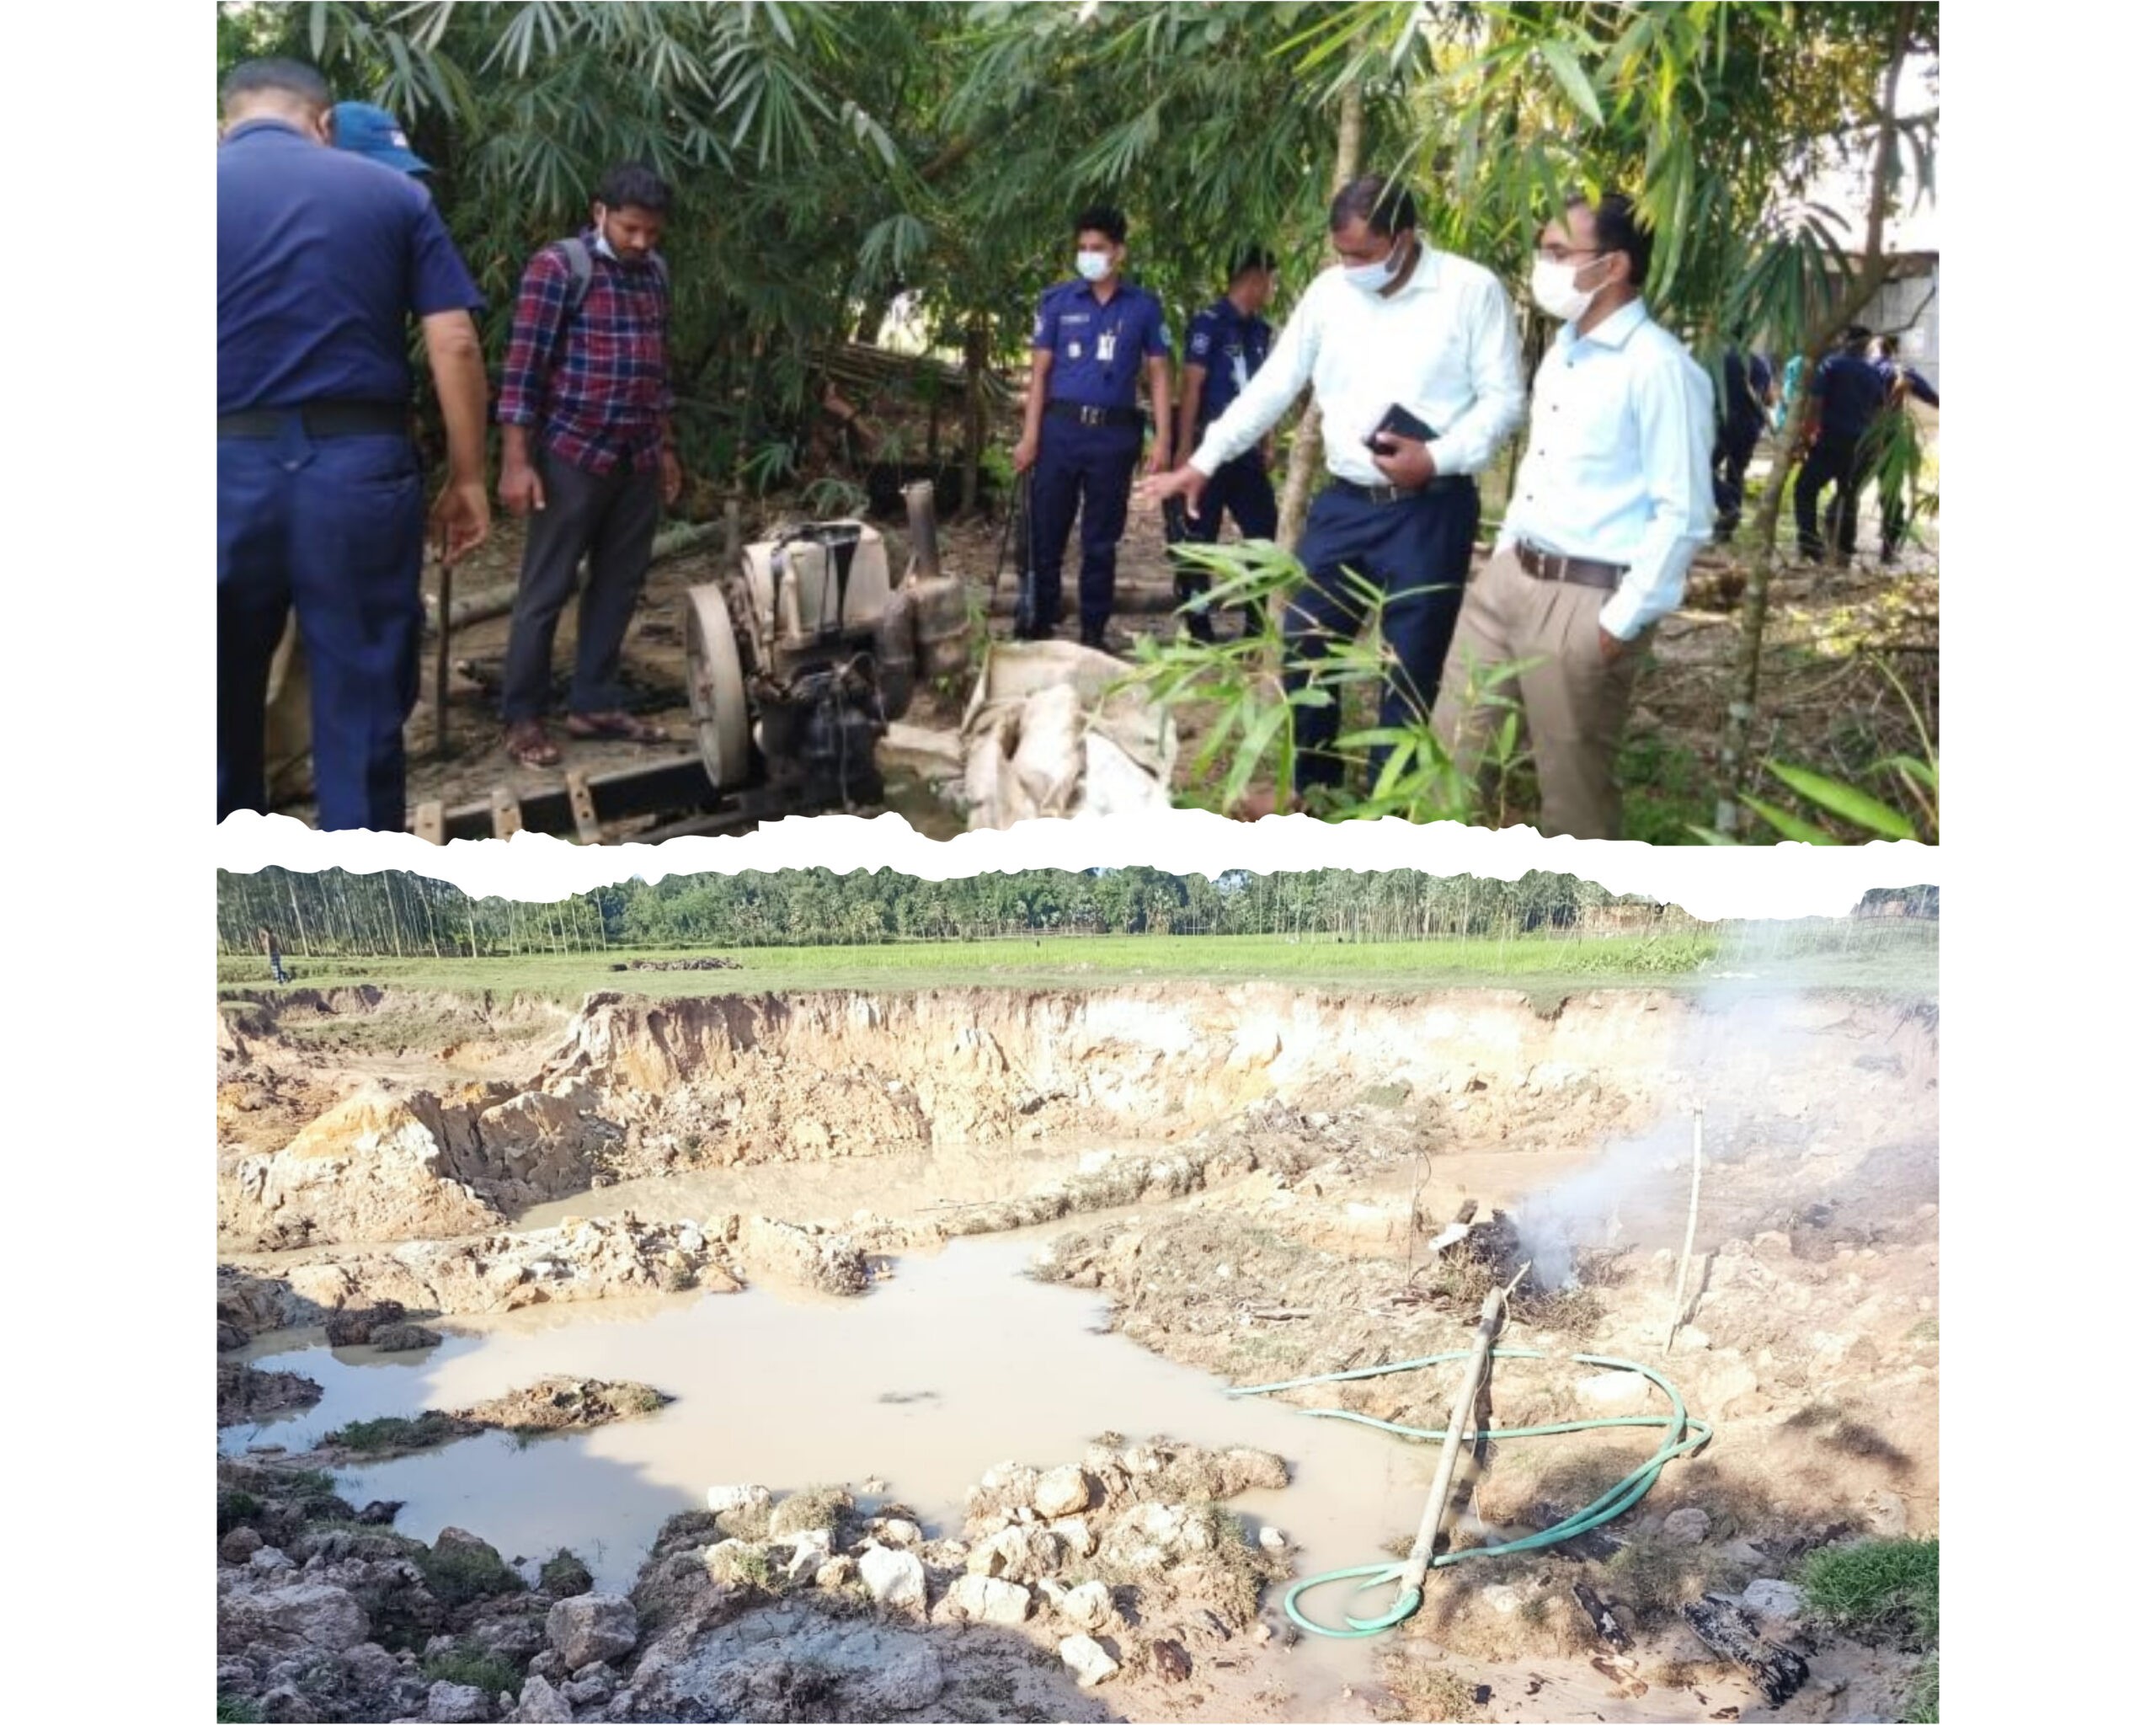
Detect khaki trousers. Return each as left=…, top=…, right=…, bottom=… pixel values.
left=263, top=614, right=313, bottom=804
left=1431, top=547, right=1647, bottom=841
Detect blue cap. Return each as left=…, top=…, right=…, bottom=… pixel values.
left=331, top=101, right=430, bottom=175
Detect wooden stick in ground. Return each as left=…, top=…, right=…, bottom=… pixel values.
left=1393, top=1281, right=1510, bottom=1620
left=1666, top=1104, right=1705, bottom=1354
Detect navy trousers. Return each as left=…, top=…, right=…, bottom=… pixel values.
left=1025, top=416, right=1142, bottom=635
left=218, top=421, right=424, bottom=831
left=1794, top=433, right=1863, bottom=560
left=1285, top=478, right=1479, bottom=793
left=1711, top=421, right=1764, bottom=539
left=1167, top=459, right=1278, bottom=635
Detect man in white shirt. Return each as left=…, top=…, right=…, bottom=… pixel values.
left=1432, top=190, right=1713, bottom=841
left=1147, top=177, right=1525, bottom=800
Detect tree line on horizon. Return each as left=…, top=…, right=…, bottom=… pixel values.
left=213, top=867, right=1935, bottom=960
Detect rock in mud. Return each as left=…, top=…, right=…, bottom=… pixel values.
left=1662, top=1506, right=1713, bottom=1545
left=857, top=1542, right=926, bottom=1609
left=1741, top=1578, right=1806, bottom=1626
left=1151, top=1638, right=1193, bottom=1683
left=424, top=1680, right=492, bottom=1722
left=372, top=1322, right=443, bottom=1351
left=217, top=1361, right=323, bottom=1429
left=627, top=1612, right=946, bottom=1717
left=705, top=1486, right=775, bottom=1543
left=324, top=1300, right=410, bottom=1346
left=1048, top=1514, right=1096, bottom=1558
left=218, top=1581, right=371, bottom=1654
left=967, top=1461, right=1042, bottom=1519
left=1259, top=1525, right=1288, bottom=1551
left=738, top=1215, right=870, bottom=1296
left=1033, top=1463, right=1092, bottom=1518
left=458, top=1375, right=670, bottom=1435
left=1059, top=1633, right=1119, bottom=1688
left=1059, top=1580, right=1115, bottom=1634
left=510, top=1674, right=572, bottom=1723
left=546, top=1593, right=638, bottom=1668
left=221, top=1525, right=266, bottom=1564
left=947, top=1574, right=1032, bottom=1626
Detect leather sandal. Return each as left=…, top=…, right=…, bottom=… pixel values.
left=504, top=719, right=561, bottom=767
left=566, top=710, right=670, bottom=744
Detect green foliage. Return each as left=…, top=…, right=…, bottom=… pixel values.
left=216, top=1489, right=262, bottom=1535
left=422, top=1642, right=523, bottom=1698
left=416, top=1539, right=526, bottom=1610
left=770, top=1484, right=853, bottom=1538
left=218, top=863, right=1724, bottom=957
left=1796, top=1536, right=1940, bottom=1645
left=216, top=1699, right=264, bottom=1724
left=323, top=1412, right=474, bottom=1455
left=1904, top=1651, right=1940, bottom=1724
left=540, top=1549, right=595, bottom=1596
left=1695, top=657, right=1937, bottom=844
left=1119, top=541, right=1536, bottom=825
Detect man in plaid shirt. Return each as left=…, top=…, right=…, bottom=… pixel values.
left=497, top=162, right=684, bottom=766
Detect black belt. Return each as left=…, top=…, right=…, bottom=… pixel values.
left=1516, top=542, right=1627, bottom=591
left=1329, top=473, right=1471, bottom=506
left=218, top=401, right=411, bottom=440
left=1046, top=400, right=1142, bottom=430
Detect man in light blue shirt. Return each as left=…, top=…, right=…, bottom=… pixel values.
left=1432, top=190, right=1712, bottom=841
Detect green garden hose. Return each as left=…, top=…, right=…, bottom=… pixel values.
left=1229, top=1348, right=1713, bottom=1638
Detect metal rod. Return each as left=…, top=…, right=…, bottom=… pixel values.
left=1666, top=1104, right=1705, bottom=1355
left=903, top=479, right=942, bottom=583
left=432, top=553, right=453, bottom=761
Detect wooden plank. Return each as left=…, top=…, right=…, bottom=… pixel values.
left=564, top=768, right=602, bottom=845
left=489, top=787, right=524, bottom=837
left=412, top=801, right=446, bottom=846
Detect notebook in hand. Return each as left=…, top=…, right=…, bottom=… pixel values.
left=1364, top=402, right=1439, bottom=449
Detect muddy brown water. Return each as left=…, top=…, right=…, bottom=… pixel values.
left=225, top=1226, right=1498, bottom=1701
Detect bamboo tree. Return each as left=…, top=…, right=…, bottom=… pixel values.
left=1278, top=78, right=1364, bottom=549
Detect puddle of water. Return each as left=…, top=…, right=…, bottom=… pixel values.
left=228, top=1231, right=1454, bottom=1698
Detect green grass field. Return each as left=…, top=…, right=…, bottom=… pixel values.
left=216, top=921, right=1935, bottom=1007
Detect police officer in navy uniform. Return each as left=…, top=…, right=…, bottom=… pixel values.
left=1793, top=323, right=1888, bottom=565
left=218, top=59, right=491, bottom=831
left=1166, top=246, right=1280, bottom=640
left=1012, top=206, right=1173, bottom=652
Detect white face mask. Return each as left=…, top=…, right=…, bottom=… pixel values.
left=1531, top=254, right=1608, bottom=323
left=1342, top=234, right=1406, bottom=295
left=1075, top=250, right=1112, bottom=283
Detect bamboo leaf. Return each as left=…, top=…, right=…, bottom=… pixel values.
left=1540, top=37, right=1604, bottom=126
left=1764, top=762, right=1915, bottom=840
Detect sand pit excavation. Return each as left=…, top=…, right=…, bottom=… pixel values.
left=216, top=980, right=1938, bottom=1723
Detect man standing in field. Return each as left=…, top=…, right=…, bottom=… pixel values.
left=497, top=163, right=684, bottom=768
left=1431, top=190, right=1713, bottom=841
left=1147, top=176, right=1525, bottom=800
left=1012, top=206, right=1174, bottom=653
left=1165, top=245, right=1280, bottom=641
left=217, top=58, right=491, bottom=831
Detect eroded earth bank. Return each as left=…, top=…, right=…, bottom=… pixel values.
left=216, top=981, right=1939, bottom=1723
